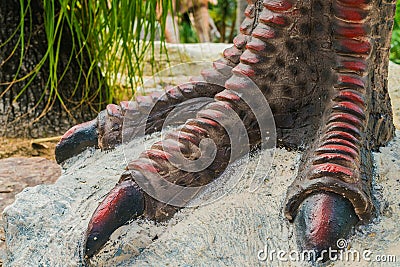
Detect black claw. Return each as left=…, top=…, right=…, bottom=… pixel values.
left=84, top=180, right=145, bottom=258
left=55, top=119, right=98, bottom=164
left=294, top=192, right=359, bottom=263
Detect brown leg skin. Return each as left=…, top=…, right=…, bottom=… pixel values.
left=164, top=12, right=180, bottom=43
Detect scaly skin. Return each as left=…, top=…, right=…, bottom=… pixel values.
left=285, top=0, right=396, bottom=258
left=83, top=0, right=263, bottom=257
left=69, top=0, right=396, bottom=261
left=55, top=0, right=259, bottom=164
left=84, top=0, right=326, bottom=257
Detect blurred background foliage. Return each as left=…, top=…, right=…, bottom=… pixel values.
left=3, top=0, right=173, bottom=107
left=179, top=0, right=237, bottom=43
left=208, top=0, right=237, bottom=43
left=390, top=0, right=400, bottom=64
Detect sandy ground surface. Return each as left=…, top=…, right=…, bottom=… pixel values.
left=0, top=62, right=399, bottom=266
left=0, top=137, right=59, bottom=160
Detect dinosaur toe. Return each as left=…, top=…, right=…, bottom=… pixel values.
left=84, top=180, right=145, bottom=258
left=294, top=192, right=359, bottom=262
left=55, top=119, right=98, bottom=164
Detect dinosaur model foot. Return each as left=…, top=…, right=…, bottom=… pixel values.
left=54, top=27, right=252, bottom=164
left=53, top=0, right=397, bottom=262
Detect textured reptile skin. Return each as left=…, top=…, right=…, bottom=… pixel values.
left=118, top=0, right=323, bottom=220
left=285, top=0, right=396, bottom=222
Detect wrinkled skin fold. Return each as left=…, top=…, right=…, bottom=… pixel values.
left=55, top=0, right=396, bottom=262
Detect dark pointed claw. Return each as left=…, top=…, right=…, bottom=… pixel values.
left=294, top=192, right=359, bottom=263
left=84, top=180, right=145, bottom=258
left=55, top=119, right=99, bottom=164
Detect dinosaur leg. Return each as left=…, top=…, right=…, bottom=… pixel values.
left=192, top=1, right=212, bottom=42
left=284, top=0, right=396, bottom=260
left=165, top=12, right=181, bottom=44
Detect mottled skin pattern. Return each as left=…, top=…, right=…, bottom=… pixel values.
left=55, top=0, right=396, bottom=261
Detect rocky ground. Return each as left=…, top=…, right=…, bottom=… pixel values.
left=0, top=144, right=60, bottom=265
left=0, top=50, right=399, bottom=266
